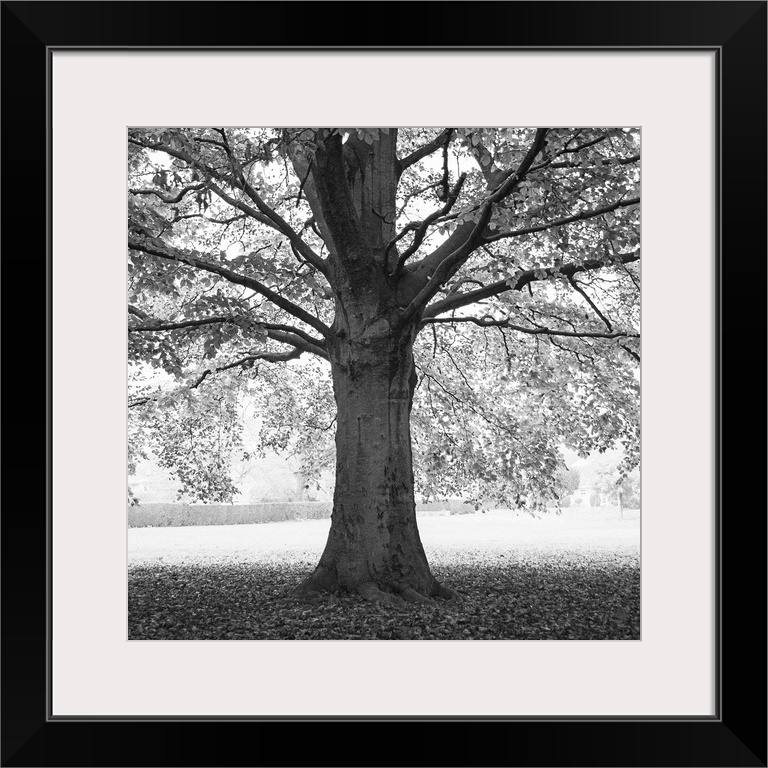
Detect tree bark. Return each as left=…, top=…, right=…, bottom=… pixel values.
left=294, top=313, right=456, bottom=604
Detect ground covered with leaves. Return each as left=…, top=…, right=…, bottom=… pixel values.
left=128, top=509, right=640, bottom=640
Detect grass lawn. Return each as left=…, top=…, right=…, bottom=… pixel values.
left=128, top=507, right=640, bottom=641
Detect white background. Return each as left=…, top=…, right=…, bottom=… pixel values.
left=52, top=51, right=716, bottom=717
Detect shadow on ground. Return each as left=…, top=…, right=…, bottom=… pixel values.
left=128, top=554, right=639, bottom=641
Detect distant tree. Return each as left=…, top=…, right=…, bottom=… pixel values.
left=555, top=467, right=582, bottom=502
left=593, top=455, right=640, bottom=507
left=617, top=470, right=641, bottom=508
left=128, top=127, right=639, bottom=603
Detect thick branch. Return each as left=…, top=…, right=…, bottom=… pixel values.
left=403, top=129, right=550, bottom=318
left=189, top=345, right=305, bottom=389
left=468, top=137, right=505, bottom=188
left=397, top=129, right=454, bottom=176
left=128, top=235, right=330, bottom=337
left=309, top=131, right=369, bottom=272
left=285, top=134, right=336, bottom=262
left=423, top=249, right=640, bottom=319
left=264, top=327, right=329, bottom=359
left=420, top=316, right=638, bottom=339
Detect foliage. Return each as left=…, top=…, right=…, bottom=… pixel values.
left=411, top=320, right=637, bottom=509
left=127, top=127, right=640, bottom=508
left=132, top=383, right=243, bottom=503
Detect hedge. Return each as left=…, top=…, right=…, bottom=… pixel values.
left=128, top=501, right=333, bottom=528
left=127, top=499, right=488, bottom=528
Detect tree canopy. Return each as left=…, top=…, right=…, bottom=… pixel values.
left=128, top=127, right=639, bottom=601
left=129, top=127, right=639, bottom=507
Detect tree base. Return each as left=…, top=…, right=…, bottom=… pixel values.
left=292, top=565, right=461, bottom=605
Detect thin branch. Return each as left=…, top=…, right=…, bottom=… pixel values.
left=388, top=173, right=467, bottom=279
left=396, top=180, right=443, bottom=219
left=483, top=129, right=550, bottom=199
left=224, top=144, right=329, bottom=278
left=296, top=156, right=314, bottom=207
left=202, top=180, right=274, bottom=225
left=483, top=197, right=640, bottom=243
left=620, top=343, right=641, bottom=363
left=438, top=129, right=455, bottom=200
left=204, top=180, right=328, bottom=276
left=194, top=135, right=228, bottom=150
left=568, top=276, right=613, bottom=331
left=130, top=136, right=328, bottom=278
left=130, top=316, right=235, bottom=332
left=557, top=135, right=609, bottom=155
left=130, top=182, right=207, bottom=204
left=128, top=305, right=151, bottom=320
left=545, top=153, right=640, bottom=170
left=170, top=212, right=247, bottom=228
left=128, top=336, right=326, bottom=409
left=128, top=314, right=326, bottom=352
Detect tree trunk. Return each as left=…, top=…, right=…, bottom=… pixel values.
left=289, top=129, right=456, bottom=603
left=295, top=316, right=456, bottom=604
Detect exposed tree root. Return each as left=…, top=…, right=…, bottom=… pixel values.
left=431, top=580, right=462, bottom=600
left=356, top=581, right=407, bottom=606
left=357, top=580, right=459, bottom=605
left=398, top=586, right=433, bottom=604
left=293, top=565, right=461, bottom=605
left=292, top=565, right=338, bottom=602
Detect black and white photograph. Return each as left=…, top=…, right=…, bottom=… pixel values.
left=2, top=0, right=763, bottom=757
left=127, top=127, right=641, bottom=641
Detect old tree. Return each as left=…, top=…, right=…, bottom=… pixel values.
left=128, top=127, right=640, bottom=604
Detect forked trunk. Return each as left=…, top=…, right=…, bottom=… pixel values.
left=295, top=318, right=455, bottom=604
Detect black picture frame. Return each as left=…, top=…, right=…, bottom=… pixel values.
left=2, top=2, right=765, bottom=766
